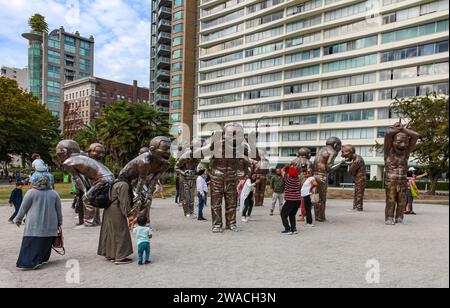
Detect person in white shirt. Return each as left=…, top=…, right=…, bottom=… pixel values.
left=196, top=169, right=208, bottom=221
left=240, top=174, right=260, bottom=223
left=301, top=170, right=318, bottom=227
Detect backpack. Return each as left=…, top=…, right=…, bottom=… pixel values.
left=89, top=182, right=116, bottom=209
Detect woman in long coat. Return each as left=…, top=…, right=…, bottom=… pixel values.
left=98, top=170, right=138, bottom=265
left=14, top=175, right=63, bottom=270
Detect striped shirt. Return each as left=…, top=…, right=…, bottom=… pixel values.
left=284, top=174, right=301, bottom=201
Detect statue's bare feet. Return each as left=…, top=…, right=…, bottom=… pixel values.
left=227, top=224, right=240, bottom=232
left=385, top=218, right=395, bottom=226
left=212, top=227, right=224, bottom=234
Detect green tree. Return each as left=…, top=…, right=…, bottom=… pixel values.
left=74, top=101, right=168, bottom=172
left=73, top=123, right=98, bottom=151
left=28, top=14, right=48, bottom=33
left=0, top=77, right=60, bottom=170
left=391, top=94, right=449, bottom=195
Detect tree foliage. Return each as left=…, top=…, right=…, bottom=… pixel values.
left=28, top=14, right=48, bottom=33
left=391, top=94, right=449, bottom=194
left=0, top=77, right=60, bottom=169
left=74, top=101, right=169, bottom=173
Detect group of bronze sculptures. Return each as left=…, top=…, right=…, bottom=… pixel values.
left=55, top=121, right=419, bottom=232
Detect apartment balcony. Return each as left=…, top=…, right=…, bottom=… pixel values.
left=157, top=44, right=171, bottom=56
left=157, top=31, right=171, bottom=43
left=154, top=94, right=170, bottom=106
left=158, top=18, right=171, bottom=31
left=156, top=69, right=170, bottom=79
left=156, top=82, right=170, bottom=91
left=156, top=56, right=170, bottom=69
left=158, top=6, right=171, bottom=19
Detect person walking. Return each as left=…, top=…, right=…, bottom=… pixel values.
left=270, top=169, right=285, bottom=216
left=301, top=170, right=318, bottom=227
left=280, top=166, right=302, bottom=235
left=196, top=169, right=208, bottom=221
left=14, top=175, right=63, bottom=270
left=8, top=181, right=24, bottom=223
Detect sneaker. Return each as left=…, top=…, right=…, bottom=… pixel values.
left=395, top=218, right=404, bottom=224
left=115, top=258, right=133, bottom=265
left=145, top=261, right=152, bottom=265
left=292, top=229, right=299, bottom=235
left=282, top=230, right=293, bottom=235
left=138, top=262, right=143, bottom=266
left=241, top=217, right=247, bottom=222
left=270, top=210, right=274, bottom=217
left=305, top=224, right=315, bottom=228
left=212, top=227, right=224, bottom=234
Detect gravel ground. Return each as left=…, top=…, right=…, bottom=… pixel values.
left=0, top=198, right=448, bottom=288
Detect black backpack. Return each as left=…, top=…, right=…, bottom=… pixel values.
left=89, top=182, right=116, bottom=209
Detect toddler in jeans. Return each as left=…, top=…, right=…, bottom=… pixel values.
left=133, top=216, right=152, bottom=265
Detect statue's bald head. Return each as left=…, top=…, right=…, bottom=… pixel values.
left=326, top=137, right=342, bottom=152
left=341, top=144, right=356, bottom=160
left=88, top=143, right=105, bottom=161
left=56, top=140, right=81, bottom=162
left=150, top=136, right=171, bottom=160
left=298, top=148, right=312, bottom=159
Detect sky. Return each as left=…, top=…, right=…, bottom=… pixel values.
left=0, top=0, right=151, bottom=87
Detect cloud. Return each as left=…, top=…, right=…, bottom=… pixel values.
left=0, top=0, right=150, bottom=87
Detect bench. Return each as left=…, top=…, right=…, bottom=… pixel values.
left=340, top=183, right=355, bottom=189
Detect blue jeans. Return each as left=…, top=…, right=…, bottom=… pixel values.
left=198, top=192, right=205, bottom=220
left=138, top=242, right=151, bottom=264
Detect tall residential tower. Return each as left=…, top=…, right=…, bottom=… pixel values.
left=23, top=27, right=94, bottom=122
left=195, top=0, right=449, bottom=181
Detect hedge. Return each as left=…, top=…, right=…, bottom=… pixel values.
left=365, top=181, right=449, bottom=191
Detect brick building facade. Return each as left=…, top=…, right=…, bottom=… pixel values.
left=63, top=77, right=149, bottom=136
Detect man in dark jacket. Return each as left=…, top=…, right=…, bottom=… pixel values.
left=8, top=181, right=24, bottom=223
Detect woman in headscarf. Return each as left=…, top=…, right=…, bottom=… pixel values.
left=98, top=169, right=139, bottom=265
left=14, top=175, right=63, bottom=270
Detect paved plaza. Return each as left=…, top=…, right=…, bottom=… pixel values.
left=0, top=198, right=448, bottom=288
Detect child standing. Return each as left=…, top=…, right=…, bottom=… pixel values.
left=133, top=216, right=152, bottom=265
left=8, top=181, right=24, bottom=223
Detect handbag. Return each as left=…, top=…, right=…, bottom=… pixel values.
left=52, top=226, right=66, bottom=256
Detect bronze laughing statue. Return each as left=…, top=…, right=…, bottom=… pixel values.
left=119, top=137, right=171, bottom=224
left=205, top=123, right=259, bottom=233
left=253, top=149, right=270, bottom=207
left=341, top=145, right=367, bottom=212
left=87, top=143, right=107, bottom=225
left=175, top=139, right=203, bottom=218
left=313, top=137, right=346, bottom=222
left=384, top=123, right=420, bottom=225
left=88, top=143, right=106, bottom=162
left=291, top=148, right=314, bottom=172
left=56, top=140, right=114, bottom=227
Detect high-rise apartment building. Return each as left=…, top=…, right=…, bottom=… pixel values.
left=0, top=66, right=29, bottom=91
left=22, top=27, right=94, bottom=122
left=150, top=0, right=173, bottom=119
left=195, top=0, right=449, bottom=180
left=150, top=0, right=199, bottom=136
left=169, top=0, right=199, bottom=136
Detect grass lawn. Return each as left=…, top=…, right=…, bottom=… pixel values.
left=0, top=183, right=178, bottom=205
left=0, top=183, right=74, bottom=205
